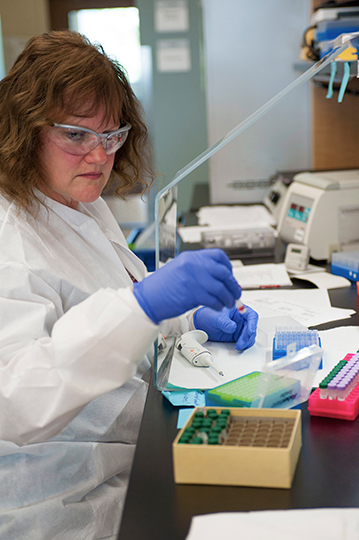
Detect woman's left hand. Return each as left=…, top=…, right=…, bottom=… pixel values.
left=193, top=305, right=258, bottom=351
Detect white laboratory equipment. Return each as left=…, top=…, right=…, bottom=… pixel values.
left=284, top=243, right=310, bottom=271
left=200, top=227, right=275, bottom=257
left=277, top=169, right=359, bottom=260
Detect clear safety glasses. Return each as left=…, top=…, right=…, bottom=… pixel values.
left=46, top=121, right=132, bottom=156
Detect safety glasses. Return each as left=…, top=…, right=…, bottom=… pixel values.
left=46, top=121, right=131, bottom=156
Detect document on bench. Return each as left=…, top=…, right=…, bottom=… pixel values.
left=232, top=263, right=292, bottom=288
left=186, top=508, right=359, bottom=540
left=232, top=263, right=349, bottom=290
left=241, top=288, right=354, bottom=327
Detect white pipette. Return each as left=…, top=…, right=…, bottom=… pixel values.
left=176, top=330, right=224, bottom=377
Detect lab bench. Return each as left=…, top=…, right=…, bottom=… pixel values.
left=117, top=266, right=359, bottom=540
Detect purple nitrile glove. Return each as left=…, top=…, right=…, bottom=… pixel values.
left=133, top=249, right=241, bottom=324
left=193, top=304, right=258, bottom=350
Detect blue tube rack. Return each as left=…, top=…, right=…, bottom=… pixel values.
left=273, top=327, right=322, bottom=369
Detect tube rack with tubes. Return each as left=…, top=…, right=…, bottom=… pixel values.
left=205, top=371, right=301, bottom=409
left=308, top=353, right=359, bottom=420
left=172, top=407, right=302, bottom=488
left=273, top=327, right=322, bottom=369
left=273, top=327, right=320, bottom=358
left=319, top=354, right=359, bottom=400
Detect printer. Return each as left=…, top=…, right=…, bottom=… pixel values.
left=277, top=169, right=359, bottom=260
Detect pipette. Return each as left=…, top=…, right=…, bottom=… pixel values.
left=176, top=330, right=224, bottom=377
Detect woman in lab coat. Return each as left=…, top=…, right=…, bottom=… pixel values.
left=0, top=30, right=258, bottom=539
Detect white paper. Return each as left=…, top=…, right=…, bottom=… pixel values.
left=168, top=341, right=267, bottom=390
left=233, top=263, right=292, bottom=289
left=186, top=509, right=359, bottom=540
left=178, top=225, right=208, bottom=243
left=154, top=0, right=189, bottom=33
left=291, top=271, right=351, bottom=289
left=244, top=288, right=331, bottom=309
left=156, top=39, right=191, bottom=72
left=288, top=263, right=325, bottom=275
left=241, top=289, right=354, bottom=327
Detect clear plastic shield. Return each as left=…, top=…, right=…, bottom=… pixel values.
left=152, top=33, right=357, bottom=392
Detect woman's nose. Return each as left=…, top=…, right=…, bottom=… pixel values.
left=84, top=140, right=108, bottom=164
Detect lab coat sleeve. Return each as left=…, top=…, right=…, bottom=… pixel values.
left=159, top=310, right=197, bottom=337
left=141, top=267, right=197, bottom=337
left=0, top=266, right=159, bottom=446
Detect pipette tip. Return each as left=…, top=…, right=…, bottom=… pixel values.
left=206, top=358, right=225, bottom=378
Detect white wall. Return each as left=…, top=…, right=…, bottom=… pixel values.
left=203, top=0, right=311, bottom=205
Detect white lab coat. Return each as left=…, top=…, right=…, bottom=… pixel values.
left=0, top=192, right=193, bottom=539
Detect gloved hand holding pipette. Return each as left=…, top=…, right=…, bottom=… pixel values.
left=133, top=249, right=241, bottom=324
left=193, top=304, right=258, bottom=351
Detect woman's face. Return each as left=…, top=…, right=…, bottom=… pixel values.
left=38, top=109, right=118, bottom=210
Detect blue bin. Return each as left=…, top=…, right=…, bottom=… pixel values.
left=127, top=227, right=155, bottom=272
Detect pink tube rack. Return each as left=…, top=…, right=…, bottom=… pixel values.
left=308, top=353, right=359, bottom=420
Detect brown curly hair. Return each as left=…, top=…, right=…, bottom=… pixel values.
left=0, top=29, right=154, bottom=212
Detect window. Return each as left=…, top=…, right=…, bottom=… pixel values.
left=68, top=7, right=142, bottom=85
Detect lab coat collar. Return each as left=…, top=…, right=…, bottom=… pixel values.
left=33, top=189, right=98, bottom=229
left=32, top=189, right=147, bottom=281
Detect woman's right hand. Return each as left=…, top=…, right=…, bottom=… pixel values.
left=132, top=249, right=241, bottom=324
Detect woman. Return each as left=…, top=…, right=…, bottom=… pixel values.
left=0, top=30, right=258, bottom=539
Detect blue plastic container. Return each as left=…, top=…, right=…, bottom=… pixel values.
left=331, top=251, right=359, bottom=282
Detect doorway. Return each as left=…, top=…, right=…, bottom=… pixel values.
left=49, top=1, right=143, bottom=98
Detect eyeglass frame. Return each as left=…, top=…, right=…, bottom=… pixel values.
left=45, top=120, right=132, bottom=156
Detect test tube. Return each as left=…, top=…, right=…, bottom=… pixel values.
left=327, top=379, right=337, bottom=400
left=319, top=380, right=328, bottom=399
left=274, top=327, right=320, bottom=354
